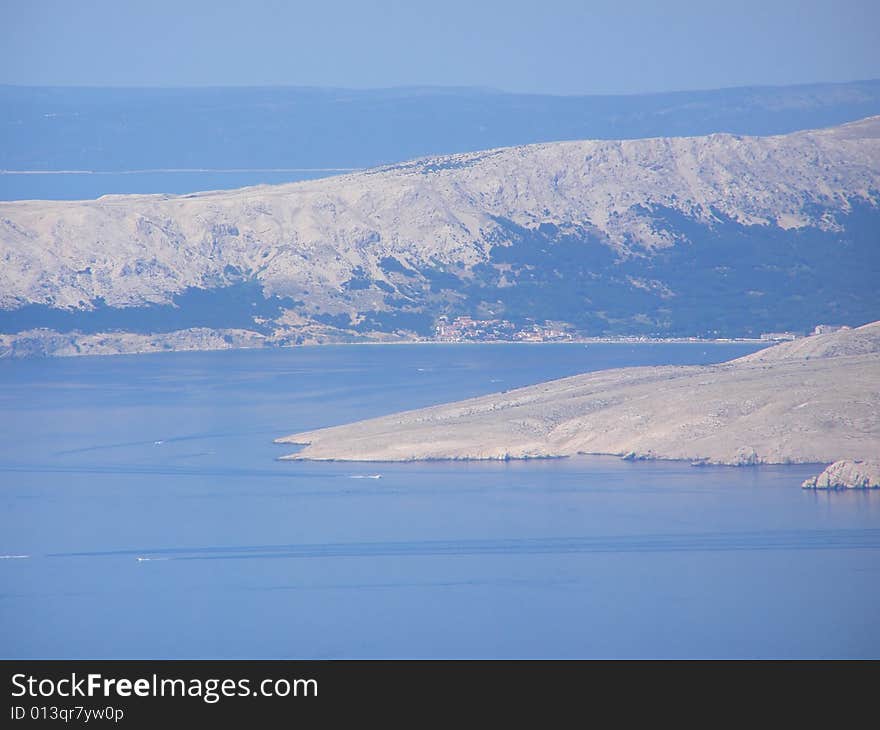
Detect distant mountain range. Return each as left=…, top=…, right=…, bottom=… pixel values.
left=3, top=80, right=880, bottom=174
left=1, top=115, right=878, bottom=356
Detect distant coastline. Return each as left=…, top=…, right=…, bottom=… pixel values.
left=0, top=326, right=772, bottom=360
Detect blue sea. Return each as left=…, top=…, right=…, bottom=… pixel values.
left=1, top=343, right=878, bottom=658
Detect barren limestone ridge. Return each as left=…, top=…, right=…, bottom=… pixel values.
left=276, top=321, right=880, bottom=467
left=1, top=116, right=879, bottom=356
left=5, top=115, right=878, bottom=311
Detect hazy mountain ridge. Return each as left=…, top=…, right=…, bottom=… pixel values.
left=1, top=117, right=879, bottom=349
left=5, top=80, right=880, bottom=175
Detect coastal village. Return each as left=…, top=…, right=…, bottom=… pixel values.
left=432, top=315, right=849, bottom=344
left=433, top=315, right=574, bottom=343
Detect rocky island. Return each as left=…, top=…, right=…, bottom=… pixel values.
left=276, top=321, right=880, bottom=466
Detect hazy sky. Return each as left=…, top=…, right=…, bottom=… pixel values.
left=1, top=0, right=878, bottom=94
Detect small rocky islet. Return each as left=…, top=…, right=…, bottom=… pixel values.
left=802, top=460, right=880, bottom=490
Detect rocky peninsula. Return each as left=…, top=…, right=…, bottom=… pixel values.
left=276, top=321, right=880, bottom=466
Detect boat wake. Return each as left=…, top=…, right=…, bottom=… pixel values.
left=49, top=528, right=880, bottom=563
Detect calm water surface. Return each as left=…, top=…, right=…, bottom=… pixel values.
left=1, top=343, right=878, bottom=658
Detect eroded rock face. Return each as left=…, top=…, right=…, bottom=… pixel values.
left=802, top=460, right=880, bottom=489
